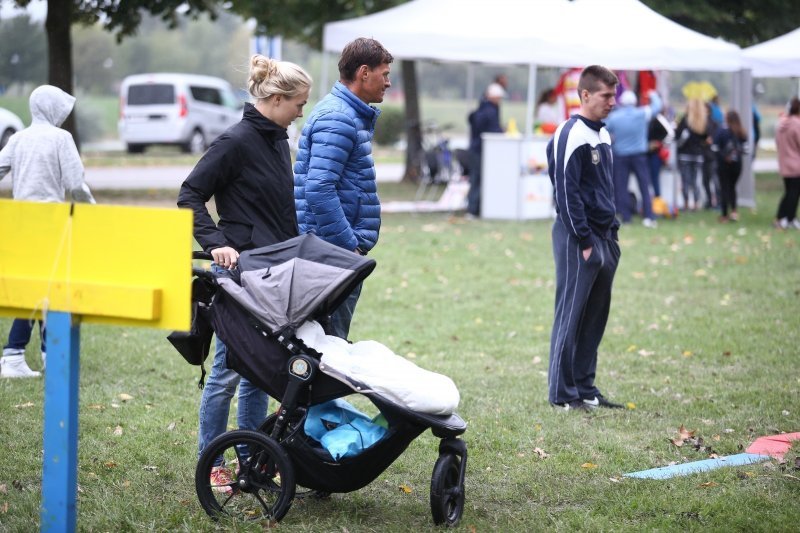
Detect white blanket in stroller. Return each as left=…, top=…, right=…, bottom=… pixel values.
left=296, top=321, right=460, bottom=415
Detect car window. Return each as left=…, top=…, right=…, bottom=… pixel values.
left=220, top=89, right=241, bottom=110
left=190, top=86, right=222, bottom=106
left=127, top=84, right=175, bottom=105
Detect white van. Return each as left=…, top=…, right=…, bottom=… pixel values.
left=118, top=73, right=243, bottom=154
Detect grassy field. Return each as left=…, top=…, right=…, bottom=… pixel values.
left=0, top=176, right=798, bottom=531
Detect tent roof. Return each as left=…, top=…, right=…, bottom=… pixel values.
left=323, top=0, right=742, bottom=71
left=743, top=27, right=800, bottom=78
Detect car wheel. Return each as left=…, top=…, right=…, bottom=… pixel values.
left=126, top=143, right=145, bottom=154
left=183, top=129, right=206, bottom=154
left=0, top=128, right=16, bottom=150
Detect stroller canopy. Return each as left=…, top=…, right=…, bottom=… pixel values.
left=215, top=234, right=376, bottom=334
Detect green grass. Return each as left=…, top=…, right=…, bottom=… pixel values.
left=0, top=176, right=798, bottom=531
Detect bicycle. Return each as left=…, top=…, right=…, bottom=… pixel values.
left=413, top=120, right=460, bottom=202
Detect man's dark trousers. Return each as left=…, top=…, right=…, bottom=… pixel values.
left=548, top=219, right=620, bottom=404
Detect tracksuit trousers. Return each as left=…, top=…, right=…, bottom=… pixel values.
left=548, top=219, right=620, bottom=405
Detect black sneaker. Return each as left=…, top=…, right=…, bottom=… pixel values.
left=583, top=395, right=625, bottom=409
left=551, top=400, right=592, bottom=412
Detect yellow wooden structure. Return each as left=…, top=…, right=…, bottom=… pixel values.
left=0, top=199, right=192, bottom=330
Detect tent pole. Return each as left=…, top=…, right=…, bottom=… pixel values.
left=732, top=68, right=755, bottom=208
left=466, top=63, right=475, bottom=102
left=526, top=63, right=538, bottom=137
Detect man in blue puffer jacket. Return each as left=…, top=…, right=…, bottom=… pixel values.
left=294, top=38, right=393, bottom=339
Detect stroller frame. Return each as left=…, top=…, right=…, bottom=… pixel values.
left=186, top=236, right=468, bottom=526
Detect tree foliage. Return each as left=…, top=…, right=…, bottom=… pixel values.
left=640, top=0, right=800, bottom=46
left=229, top=0, right=402, bottom=48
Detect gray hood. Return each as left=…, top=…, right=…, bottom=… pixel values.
left=29, top=85, right=75, bottom=127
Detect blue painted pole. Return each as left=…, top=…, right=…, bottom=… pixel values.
left=40, top=311, right=80, bottom=533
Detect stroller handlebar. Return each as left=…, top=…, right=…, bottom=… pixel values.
left=193, top=251, right=214, bottom=261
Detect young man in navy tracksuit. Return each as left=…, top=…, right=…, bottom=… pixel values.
left=545, top=65, right=625, bottom=412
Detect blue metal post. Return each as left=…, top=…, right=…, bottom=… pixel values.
left=40, top=311, right=80, bottom=533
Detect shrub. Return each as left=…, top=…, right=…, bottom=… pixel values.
left=374, top=106, right=404, bottom=146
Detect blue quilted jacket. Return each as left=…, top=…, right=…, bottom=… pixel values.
left=294, top=82, right=381, bottom=252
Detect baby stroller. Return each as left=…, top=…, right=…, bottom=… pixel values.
left=175, top=234, right=468, bottom=526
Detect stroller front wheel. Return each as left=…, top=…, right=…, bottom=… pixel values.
left=196, top=429, right=296, bottom=523
left=430, top=452, right=465, bottom=526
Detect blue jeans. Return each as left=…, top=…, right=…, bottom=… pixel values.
left=329, top=282, right=363, bottom=340
left=198, top=266, right=269, bottom=461
left=613, top=153, right=653, bottom=222
left=4, top=318, right=45, bottom=353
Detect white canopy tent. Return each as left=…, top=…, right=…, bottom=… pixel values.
left=322, top=0, right=754, bottom=205
left=743, top=27, right=800, bottom=78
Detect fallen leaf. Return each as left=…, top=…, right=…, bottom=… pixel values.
left=111, top=403, right=120, bottom=408
left=104, top=461, right=117, bottom=469
left=699, top=481, right=717, bottom=488
left=118, top=393, right=134, bottom=402
left=0, top=502, right=7, bottom=514
left=626, top=345, right=637, bottom=352
left=14, top=402, right=34, bottom=408
left=682, top=350, right=693, bottom=357
left=143, top=466, right=158, bottom=472
left=122, top=480, right=131, bottom=488
left=87, top=404, right=105, bottom=410
left=782, top=410, right=790, bottom=416
left=638, top=349, right=654, bottom=357
left=678, top=425, right=695, bottom=439
left=670, top=438, right=685, bottom=447
left=694, top=269, right=707, bottom=277
left=712, top=435, right=721, bottom=441
left=399, top=484, right=412, bottom=494
left=533, top=447, right=549, bottom=459
left=113, top=425, right=123, bottom=436
left=609, top=476, right=623, bottom=483
left=581, top=462, right=598, bottom=469
left=626, top=402, right=636, bottom=410
left=532, top=356, right=542, bottom=364
left=0, top=484, right=6, bottom=494
left=167, top=422, right=176, bottom=431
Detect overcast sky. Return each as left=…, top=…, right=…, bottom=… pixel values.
left=0, top=0, right=46, bottom=21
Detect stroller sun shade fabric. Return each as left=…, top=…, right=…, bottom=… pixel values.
left=215, top=234, right=376, bottom=333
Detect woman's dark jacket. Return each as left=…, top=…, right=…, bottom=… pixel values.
left=178, top=103, right=299, bottom=253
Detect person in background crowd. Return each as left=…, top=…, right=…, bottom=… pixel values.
left=466, top=82, right=505, bottom=218
left=605, top=89, right=662, bottom=227
left=714, top=109, right=748, bottom=222
left=774, top=97, right=800, bottom=230
left=536, top=88, right=561, bottom=130
left=646, top=107, right=674, bottom=199
left=675, top=99, right=711, bottom=211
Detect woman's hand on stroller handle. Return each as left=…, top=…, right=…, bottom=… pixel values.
left=210, top=246, right=240, bottom=270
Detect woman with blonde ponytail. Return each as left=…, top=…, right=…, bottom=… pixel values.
left=178, top=54, right=312, bottom=492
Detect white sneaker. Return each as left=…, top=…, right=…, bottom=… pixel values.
left=42, top=351, right=46, bottom=372
left=1, top=354, right=42, bottom=378
left=642, top=218, right=657, bottom=229
left=791, top=219, right=800, bottom=230
left=775, top=218, right=789, bottom=229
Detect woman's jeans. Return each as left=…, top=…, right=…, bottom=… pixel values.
left=198, top=266, right=269, bottom=462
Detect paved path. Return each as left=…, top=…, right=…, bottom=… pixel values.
left=0, top=160, right=778, bottom=191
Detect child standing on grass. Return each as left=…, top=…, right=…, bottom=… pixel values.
left=0, top=84, right=95, bottom=378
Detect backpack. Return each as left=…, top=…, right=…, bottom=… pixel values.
left=166, top=276, right=215, bottom=388
left=721, top=133, right=744, bottom=163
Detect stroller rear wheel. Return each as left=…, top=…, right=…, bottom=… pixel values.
left=430, top=453, right=464, bottom=526
left=196, top=429, right=296, bottom=523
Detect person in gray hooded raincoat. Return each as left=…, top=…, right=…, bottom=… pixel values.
left=0, top=84, right=95, bottom=378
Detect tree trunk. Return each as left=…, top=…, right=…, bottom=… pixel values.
left=401, top=60, right=422, bottom=183
left=45, top=0, right=79, bottom=150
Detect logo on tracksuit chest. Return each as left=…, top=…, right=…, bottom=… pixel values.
left=591, top=148, right=600, bottom=165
